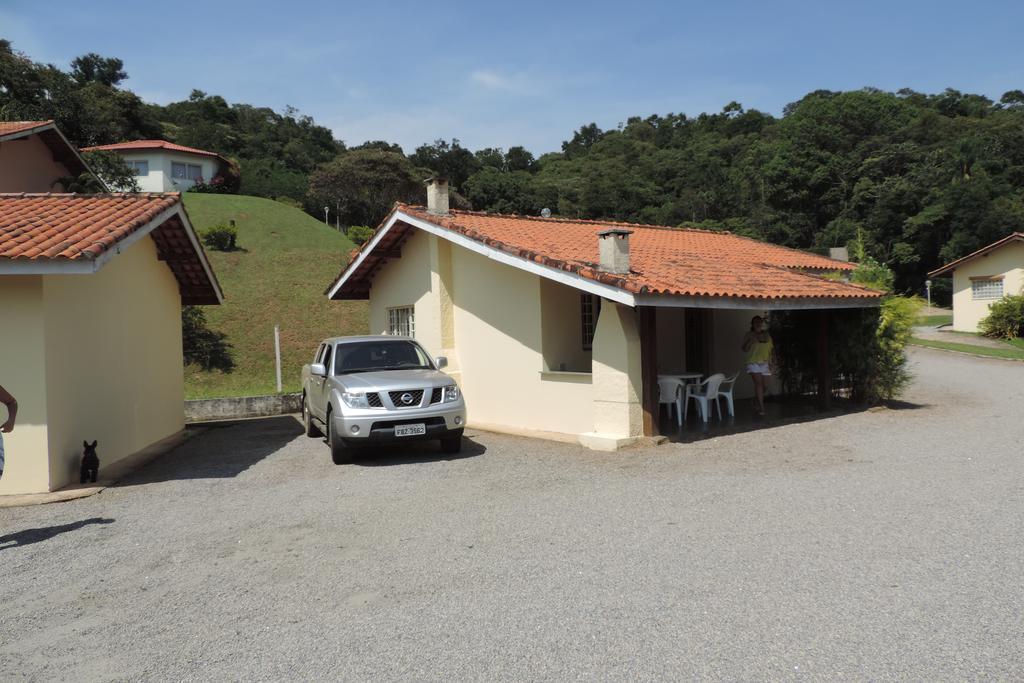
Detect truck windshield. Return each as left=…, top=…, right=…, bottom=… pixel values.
left=333, top=340, right=433, bottom=374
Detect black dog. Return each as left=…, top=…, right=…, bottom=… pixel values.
left=80, top=441, right=99, bottom=484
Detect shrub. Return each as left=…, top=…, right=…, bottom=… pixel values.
left=873, top=296, right=922, bottom=401
left=182, top=306, right=234, bottom=372
left=770, top=295, right=921, bottom=404
left=201, top=222, right=238, bottom=251
left=189, top=174, right=236, bottom=194
left=979, top=294, right=1024, bottom=339
left=346, top=225, right=375, bottom=245
left=850, top=255, right=895, bottom=292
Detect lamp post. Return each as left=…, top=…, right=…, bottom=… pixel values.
left=323, top=206, right=329, bottom=226
left=925, top=279, right=932, bottom=309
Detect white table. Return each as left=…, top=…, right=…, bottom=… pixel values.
left=658, top=372, right=703, bottom=385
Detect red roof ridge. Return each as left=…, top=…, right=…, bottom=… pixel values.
left=398, top=203, right=854, bottom=270
left=397, top=203, right=730, bottom=236
left=82, top=139, right=225, bottom=159
left=0, top=191, right=182, bottom=199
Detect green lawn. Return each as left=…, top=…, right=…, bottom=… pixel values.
left=183, top=194, right=368, bottom=398
left=915, top=313, right=953, bottom=326
left=909, top=336, right=1024, bottom=361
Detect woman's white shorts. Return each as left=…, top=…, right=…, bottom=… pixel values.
left=746, top=362, right=771, bottom=375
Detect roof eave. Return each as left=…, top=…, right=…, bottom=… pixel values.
left=929, top=233, right=1024, bottom=278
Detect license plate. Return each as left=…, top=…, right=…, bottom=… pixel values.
left=395, top=423, right=426, bottom=437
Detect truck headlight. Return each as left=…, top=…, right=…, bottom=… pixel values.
left=341, top=391, right=369, bottom=409
left=443, top=384, right=460, bottom=403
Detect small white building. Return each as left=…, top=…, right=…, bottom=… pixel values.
left=929, top=232, right=1024, bottom=332
left=83, top=140, right=232, bottom=193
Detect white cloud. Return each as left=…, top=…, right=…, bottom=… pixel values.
left=468, top=69, right=537, bottom=95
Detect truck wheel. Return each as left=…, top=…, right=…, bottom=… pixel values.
left=440, top=431, right=463, bottom=454
left=302, top=394, right=322, bottom=438
left=327, top=411, right=352, bottom=465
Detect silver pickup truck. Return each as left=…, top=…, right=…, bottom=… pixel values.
left=300, top=336, right=466, bottom=464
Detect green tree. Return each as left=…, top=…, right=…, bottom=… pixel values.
left=307, top=149, right=423, bottom=227
left=69, top=53, right=128, bottom=87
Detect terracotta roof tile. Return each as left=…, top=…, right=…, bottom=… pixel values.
left=0, top=193, right=181, bottom=260
left=0, top=120, right=53, bottom=137
left=331, top=205, right=881, bottom=302
left=0, top=192, right=222, bottom=304
left=82, top=139, right=225, bottom=160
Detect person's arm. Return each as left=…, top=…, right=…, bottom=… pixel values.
left=741, top=332, right=754, bottom=353
left=0, top=384, right=17, bottom=433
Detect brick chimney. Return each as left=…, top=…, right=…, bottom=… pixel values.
left=597, top=228, right=633, bottom=274
left=426, top=177, right=449, bottom=215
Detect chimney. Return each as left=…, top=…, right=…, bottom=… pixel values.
left=426, top=176, right=450, bottom=215
left=597, top=228, right=633, bottom=274
left=829, top=246, right=850, bottom=262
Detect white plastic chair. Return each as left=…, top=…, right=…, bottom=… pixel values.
left=657, top=377, right=685, bottom=427
left=686, top=373, right=725, bottom=423
left=716, top=371, right=740, bottom=417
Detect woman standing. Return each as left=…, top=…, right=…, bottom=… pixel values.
left=741, top=316, right=773, bottom=416
left=0, top=383, right=17, bottom=480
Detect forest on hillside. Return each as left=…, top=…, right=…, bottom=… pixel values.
left=5, top=39, right=1024, bottom=299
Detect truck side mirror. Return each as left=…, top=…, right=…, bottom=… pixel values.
left=434, top=356, right=448, bottom=370
left=310, top=363, right=326, bottom=377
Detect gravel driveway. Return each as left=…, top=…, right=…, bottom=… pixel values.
left=1, top=347, right=1022, bottom=680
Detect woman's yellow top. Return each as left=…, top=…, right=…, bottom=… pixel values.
left=748, top=334, right=773, bottom=363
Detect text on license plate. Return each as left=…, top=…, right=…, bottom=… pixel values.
left=395, top=423, right=426, bottom=437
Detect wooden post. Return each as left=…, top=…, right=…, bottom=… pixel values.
left=816, top=310, right=831, bottom=408
left=274, top=325, right=282, bottom=394
left=638, top=306, right=659, bottom=437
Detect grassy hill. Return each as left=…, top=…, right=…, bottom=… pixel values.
left=182, top=194, right=368, bottom=398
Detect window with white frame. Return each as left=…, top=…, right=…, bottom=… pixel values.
left=580, top=294, right=601, bottom=350
left=171, top=162, right=204, bottom=181
left=971, top=278, right=1003, bottom=300
left=387, top=306, right=415, bottom=337
left=126, top=160, right=149, bottom=176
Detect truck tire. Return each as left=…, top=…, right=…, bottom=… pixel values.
left=327, top=410, right=352, bottom=465
left=302, top=394, right=322, bottom=438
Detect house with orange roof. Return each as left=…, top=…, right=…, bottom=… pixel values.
left=83, top=139, right=233, bottom=193
left=326, top=179, right=882, bottom=450
left=0, top=121, right=222, bottom=495
left=929, top=233, right=1024, bottom=333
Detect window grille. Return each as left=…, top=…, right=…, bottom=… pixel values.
left=581, top=294, right=601, bottom=350
left=387, top=306, right=415, bottom=337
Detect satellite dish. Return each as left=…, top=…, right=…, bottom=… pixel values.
left=540, top=208, right=552, bottom=218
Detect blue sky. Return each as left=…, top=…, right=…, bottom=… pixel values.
left=4, top=0, right=1023, bottom=154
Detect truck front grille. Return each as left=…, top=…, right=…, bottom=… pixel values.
left=366, top=392, right=383, bottom=408
left=430, top=387, right=443, bottom=404
left=388, top=389, right=424, bottom=408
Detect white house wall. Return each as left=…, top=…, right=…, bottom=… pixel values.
left=367, top=227, right=593, bottom=439
left=116, top=151, right=221, bottom=192
left=950, top=242, right=1024, bottom=332
left=41, top=236, right=185, bottom=491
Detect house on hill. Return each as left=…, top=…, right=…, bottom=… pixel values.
left=929, top=233, right=1024, bottom=332
left=326, top=179, right=881, bottom=450
left=0, top=121, right=222, bottom=495
left=83, top=140, right=233, bottom=193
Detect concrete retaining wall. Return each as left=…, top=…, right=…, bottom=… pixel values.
left=185, top=393, right=301, bottom=423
